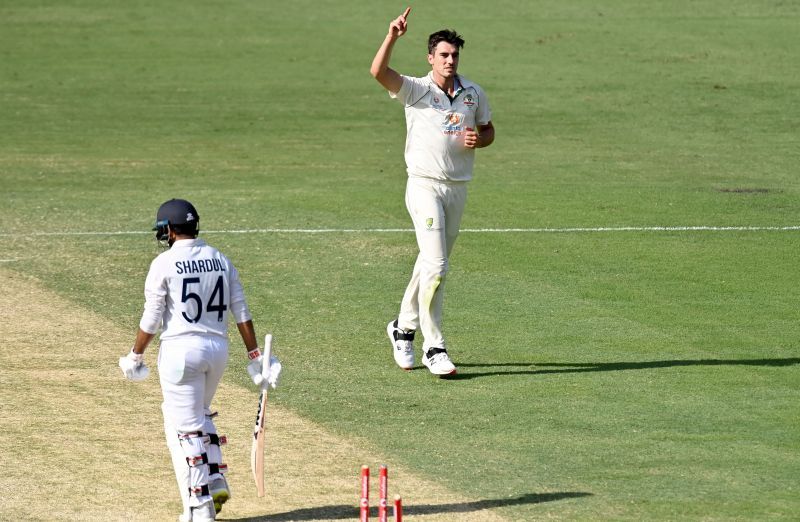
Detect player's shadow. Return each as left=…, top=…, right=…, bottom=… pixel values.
left=444, top=357, right=800, bottom=380
left=226, top=491, right=591, bottom=521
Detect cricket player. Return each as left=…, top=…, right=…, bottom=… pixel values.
left=119, top=198, right=281, bottom=521
left=371, top=8, right=495, bottom=375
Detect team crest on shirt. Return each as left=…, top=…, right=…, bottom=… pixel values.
left=426, top=218, right=434, bottom=229
left=463, top=94, right=475, bottom=107
left=441, top=112, right=465, bottom=134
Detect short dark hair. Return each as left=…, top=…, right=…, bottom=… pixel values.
left=427, top=29, right=465, bottom=55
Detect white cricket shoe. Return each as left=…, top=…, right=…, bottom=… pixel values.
left=422, top=348, right=457, bottom=376
left=386, top=319, right=415, bottom=370
left=210, top=477, right=230, bottom=514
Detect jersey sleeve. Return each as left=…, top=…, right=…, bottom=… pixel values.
left=476, top=85, right=492, bottom=126
left=228, top=263, right=252, bottom=324
left=389, top=75, right=429, bottom=106
left=139, top=257, right=168, bottom=334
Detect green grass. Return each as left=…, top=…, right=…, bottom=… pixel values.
left=2, top=0, right=799, bottom=519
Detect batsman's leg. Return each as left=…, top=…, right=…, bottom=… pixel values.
left=159, top=341, right=219, bottom=520
left=203, top=412, right=231, bottom=513
left=200, top=341, right=230, bottom=513
left=179, top=430, right=216, bottom=519
left=165, top=422, right=192, bottom=522
left=165, top=421, right=216, bottom=521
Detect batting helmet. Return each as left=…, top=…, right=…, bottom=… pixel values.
left=154, top=199, right=200, bottom=241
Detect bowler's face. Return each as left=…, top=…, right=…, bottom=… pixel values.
left=428, top=41, right=459, bottom=79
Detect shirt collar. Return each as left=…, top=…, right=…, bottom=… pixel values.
left=427, top=72, right=468, bottom=98
left=171, top=238, right=205, bottom=248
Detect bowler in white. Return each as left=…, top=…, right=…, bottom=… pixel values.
left=371, top=8, right=495, bottom=376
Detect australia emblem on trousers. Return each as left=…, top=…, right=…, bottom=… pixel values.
left=426, top=218, right=434, bottom=229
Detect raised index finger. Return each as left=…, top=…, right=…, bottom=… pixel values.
left=401, top=7, right=411, bottom=20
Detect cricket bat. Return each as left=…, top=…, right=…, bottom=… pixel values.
left=251, top=333, right=272, bottom=497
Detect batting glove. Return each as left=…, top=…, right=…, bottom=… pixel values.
left=119, top=349, right=150, bottom=381
left=265, top=356, right=282, bottom=389
left=246, top=348, right=282, bottom=389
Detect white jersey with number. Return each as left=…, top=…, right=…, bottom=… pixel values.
left=390, top=72, right=492, bottom=182
left=139, top=238, right=252, bottom=340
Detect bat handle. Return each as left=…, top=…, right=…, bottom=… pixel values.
left=261, top=334, right=273, bottom=382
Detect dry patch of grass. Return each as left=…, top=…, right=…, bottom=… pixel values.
left=1, top=268, right=508, bottom=521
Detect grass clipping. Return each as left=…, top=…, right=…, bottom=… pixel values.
left=0, top=268, right=507, bottom=522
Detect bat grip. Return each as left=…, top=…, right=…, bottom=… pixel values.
left=261, top=334, right=273, bottom=382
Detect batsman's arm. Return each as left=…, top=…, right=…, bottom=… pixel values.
left=120, top=328, right=153, bottom=381
left=132, top=328, right=155, bottom=355
left=236, top=319, right=259, bottom=353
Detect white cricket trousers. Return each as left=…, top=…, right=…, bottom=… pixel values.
left=159, top=337, right=228, bottom=518
left=398, top=176, right=468, bottom=351
left=158, top=336, right=229, bottom=432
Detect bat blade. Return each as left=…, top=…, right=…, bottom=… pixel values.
left=251, top=389, right=267, bottom=497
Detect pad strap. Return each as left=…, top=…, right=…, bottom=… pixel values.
left=208, top=433, right=227, bottom=446
left=186, top=453, right=208, bottom=467
left=208, top=463, right=228, bottom=475
left=189, top=484, right=210, bottom=498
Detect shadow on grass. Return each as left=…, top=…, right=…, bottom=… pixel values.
left=445, top=357, right=800, bottom=380
left=226, top=491, right=591, bottom=521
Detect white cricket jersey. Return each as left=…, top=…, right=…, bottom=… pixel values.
left=139, top=238, right=252, bottom=340
left=390, top=72, right=492, bottom=182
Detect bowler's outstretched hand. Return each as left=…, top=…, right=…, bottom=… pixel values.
left=389, top=7, right=411, bottom=38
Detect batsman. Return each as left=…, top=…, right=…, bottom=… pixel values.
left=119, top=198, right=282, bottom=521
